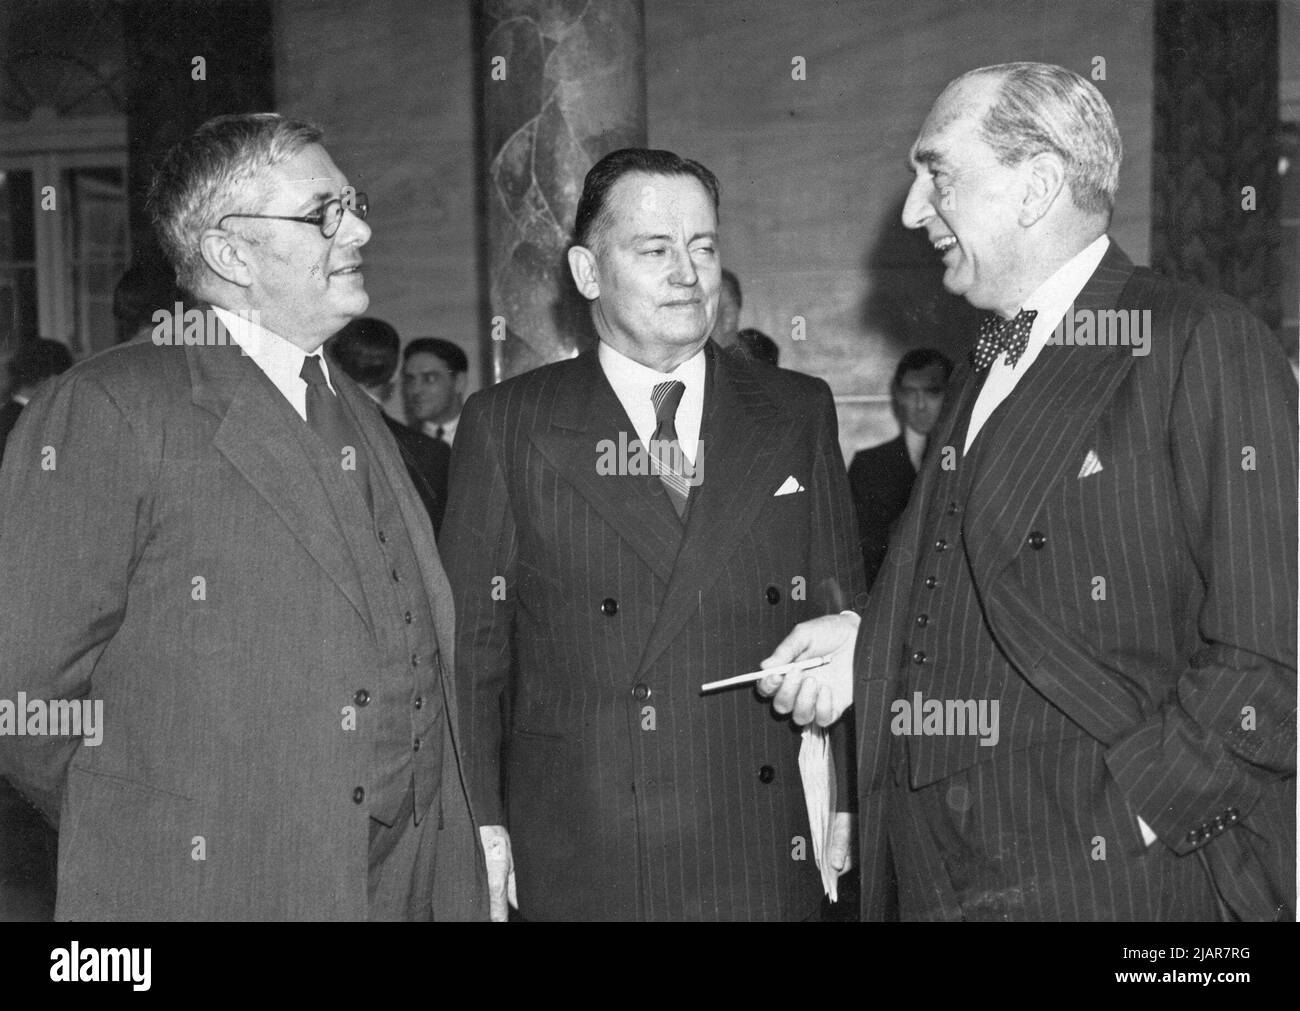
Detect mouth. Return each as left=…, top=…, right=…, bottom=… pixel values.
left=931, top=235, right=958, bottom=256
left=329, top=263, right=363, bottom=278
left=662, top=299, right=700, bottom=308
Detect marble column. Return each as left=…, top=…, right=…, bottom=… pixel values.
left=479, top=0, right=646, bottom=382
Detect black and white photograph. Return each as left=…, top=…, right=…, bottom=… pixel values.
left=0, top=0, right=1295, bottom=989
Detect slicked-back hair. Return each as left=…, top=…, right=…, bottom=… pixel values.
left=402, top=337, right=468, bottom=376
left=954, top=62, right=1122, bottom=217
left=327, top=317, right=401, bottom=389
left=146, top=112, right=324, bottom=296
left=893, top=348, right=954, bottom=388
left=572, top=148, right=721, bottom=250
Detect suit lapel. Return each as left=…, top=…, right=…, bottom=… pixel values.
left=964, top=242, right=1138, bottom=591
left=187, top=335, right=371, bottom=629
left=634, top=346, right=795, bottom=677
left=529, top=350, right=684, bottom=585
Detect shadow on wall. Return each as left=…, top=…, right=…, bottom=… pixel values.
left=859, top=187, right=980, bottom=368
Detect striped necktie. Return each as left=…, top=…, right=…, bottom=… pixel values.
left=650, top=380, right=690, bottom=519
left=300, top=354, right=372, bottom=512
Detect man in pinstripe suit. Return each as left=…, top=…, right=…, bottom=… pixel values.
left=761, top=63, right=1296, bottom=921
left=440, top=148, right=866, bottom=920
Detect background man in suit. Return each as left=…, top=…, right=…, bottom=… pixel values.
left=0, top=113, right=485, bottom=921
left=329, top=317, right=452, bottom=538
left=440, top=148, right=865, bottom=921
left=401, top=337, right=467, bottom=447
left=848, top=349, right=952, bottom=588
left=760, top=62, right=1296, bottom=921
left=0, top=338, right=73, bottom=461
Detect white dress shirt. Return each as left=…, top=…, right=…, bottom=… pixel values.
left=964, top=234, right=1110, bottom=454
left=212, top=306, right=335, bottom=422
left=598, top=341, right=705, bottom=464
left=422, top=415, right=459, bottom=446
left=904, top=426, right=927, bottom=472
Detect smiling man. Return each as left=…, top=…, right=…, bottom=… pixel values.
left=759, top=63, right=1296, bottom=922
left=440, top=148, right=865, bottom=920
left=0, top=113, right=485, bottom=920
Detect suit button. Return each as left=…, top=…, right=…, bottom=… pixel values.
left=765, top=586, right=781, bottom=604
left=934, top=539, right=948, bottom=551
left=414, top=696, right=424, bottom=710
left=758, top=765, right=775, bottom=784
left=924, top=576, right=938, bottom=589
left=377, top=530, right=387, bottom=544
left=946, top=502, right=958, bottom=515
left=404, top=611, right=413, bottom=624
left=1028, top=531, right=1047, bottom=550
left=391, top=568, right=401, bottom=583
left=912, top=651, right=927, bottom=665
left=601, top=597, right=618, bottom=616
left=915, top=614, right=929, bottom=627
left=1185, top=828, right=1200, bottom=846
left=1226, top=807, right=1239, bottom=824
left=352, top=787, right=365, bottom=805
left=413, top=738, right=421, bottom=751
left=411, top=653, right=420, bottom=667
left=632, top=684, right=651, bottom=701
left=1211, top=816, right=1225, bottom=833
left=354, top=689, right=370, bottom=707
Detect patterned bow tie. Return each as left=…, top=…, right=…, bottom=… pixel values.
left=971, top=308, right=1038, bottom=372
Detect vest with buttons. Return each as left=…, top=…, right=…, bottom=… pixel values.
left=358, top=452, right=447, bottom=825
left=900, top=379, right=1079, bottom=787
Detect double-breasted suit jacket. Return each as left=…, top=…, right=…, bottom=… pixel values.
left=441, top=342, right=866, bottom=920
left=852, top=244, right=1297, bottom=921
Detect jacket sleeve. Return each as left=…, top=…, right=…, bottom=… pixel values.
left=0, top=373, right=153, bottom=823
left=438, top=391, right=518, bottom=825
left=1103, top=302, right=1298, bottom=860
left=805, top=379, right=870, bottom=812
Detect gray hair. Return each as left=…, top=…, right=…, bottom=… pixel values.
left=956, top=62, right=1122, bottom=217
left=146, top=112, right=324, bottom=295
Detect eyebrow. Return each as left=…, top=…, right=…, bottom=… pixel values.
left=628, top=231, right=718, bottom=244
left=909, top=147, right=944, bottom=171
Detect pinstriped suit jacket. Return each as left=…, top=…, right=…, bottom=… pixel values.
left=441, top=342, right=866, bottom=920
left=853, top=243, right=1297, bottom=921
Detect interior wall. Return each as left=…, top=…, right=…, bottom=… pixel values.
left=646, top=0, right=1155, bottom=460
left=275, top=0, right=482, bottom=411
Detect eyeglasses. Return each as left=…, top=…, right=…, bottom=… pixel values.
left=218, top=192, right=369, bottom=239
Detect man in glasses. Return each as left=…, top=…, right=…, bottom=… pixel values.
left=0, top=113, right=486, bottom=921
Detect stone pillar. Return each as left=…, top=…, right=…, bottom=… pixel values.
left=479, top=0, right=646, bottom=382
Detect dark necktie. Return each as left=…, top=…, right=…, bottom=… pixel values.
left=971, top=308, right=1038, bottom=372
left=300, top=355, right=372, bottom=512
left=650, top=380, right=690, bottom=519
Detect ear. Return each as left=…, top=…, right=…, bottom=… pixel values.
left=1018, top=151, right=1068, bottom=227
left=198, top=228, right=254, bottom=288
left=567, top=245, right=600, bottom=300
left=452, top=372, right=467, bottom=395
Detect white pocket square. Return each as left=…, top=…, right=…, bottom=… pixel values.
left=1078, top=449, right=1104, bottom=479
left=774, top=475, right=806, bottom=496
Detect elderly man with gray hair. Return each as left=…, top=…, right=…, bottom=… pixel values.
left=0, top=113, right=486, bottom=920
left=759, top=62, right=1296, bottom=921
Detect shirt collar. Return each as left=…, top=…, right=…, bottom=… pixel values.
left=1019, top=234, right=1110, bottom=333
left=597, top=340, right=707, bottom=394
left=212, top=305, right=335, bottom=392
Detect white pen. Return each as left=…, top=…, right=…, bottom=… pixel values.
left=700, top=655, right=831, bottom=693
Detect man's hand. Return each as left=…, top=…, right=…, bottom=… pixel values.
left=478, top=824, right=517, bottom=921
left=828, top=811, right=853, bottom=875
left=756, top=611, right=859, bottom=726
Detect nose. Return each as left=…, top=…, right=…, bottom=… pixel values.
left=901, top=174, right=933, bottom=231
left=668, top=246, right=698, bottom=286
left=338, top=205, right=371, bottom=246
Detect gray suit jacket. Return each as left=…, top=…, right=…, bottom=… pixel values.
left=0, top=333, right=486, bottom=920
